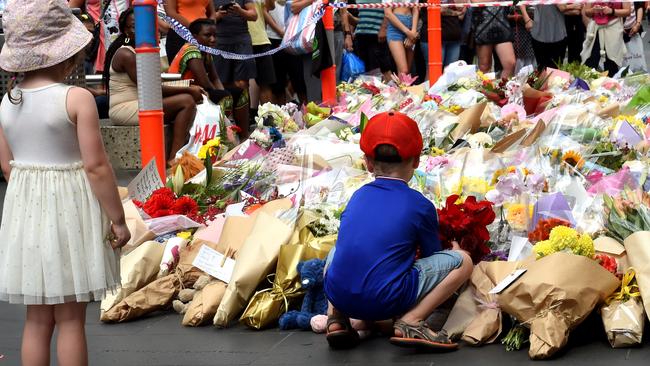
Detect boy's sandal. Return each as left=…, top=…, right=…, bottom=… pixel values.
left=389, top=320, right=459, bottom=351
left=326, top=314, right=360, bottom=350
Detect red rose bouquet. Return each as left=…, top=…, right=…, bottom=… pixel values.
left=437, top=195, right=496, bottom=264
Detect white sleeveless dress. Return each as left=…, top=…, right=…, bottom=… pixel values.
left=0, top=83, right=120, bottom=305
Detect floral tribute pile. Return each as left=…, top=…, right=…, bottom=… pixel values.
left=102, top=60, right=650, bottom=359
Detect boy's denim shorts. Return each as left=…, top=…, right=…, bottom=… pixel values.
left=414, top=250, right=463, bottom=301
left=324, top=248, right=463, bottom=301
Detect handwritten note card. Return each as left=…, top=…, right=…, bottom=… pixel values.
left=127, top=158, right=164, bottom=202
left=192, top=245, right=236, bottom=283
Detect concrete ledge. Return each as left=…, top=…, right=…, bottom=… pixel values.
left=100, top=119, right=173, bottom=170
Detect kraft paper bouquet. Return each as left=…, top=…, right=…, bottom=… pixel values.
left=498, top=252, right=619, bottom=359
left=240, top=210, right=335, bottom=330
left=601, top=269, right=645, bottom=348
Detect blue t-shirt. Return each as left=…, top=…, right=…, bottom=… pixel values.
left=324, top=177, right=441, bottom=320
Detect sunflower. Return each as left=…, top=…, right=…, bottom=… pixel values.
left=430, top=147, right=445, bottom=157
left=561, top=150, right=585, bottom=170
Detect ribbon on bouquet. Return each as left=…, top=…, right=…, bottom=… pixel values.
left=605, top=268, right=641, bottom=305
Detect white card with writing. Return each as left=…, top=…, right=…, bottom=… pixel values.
left=127, top=158, right=164, bottom=202
left=489, top=269, right=527, bottom=294
left=191, top=245, right=236, bottom=283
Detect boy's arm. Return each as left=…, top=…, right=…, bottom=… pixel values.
left=418, top=203, right=442, bottom=258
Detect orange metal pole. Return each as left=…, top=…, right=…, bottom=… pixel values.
left=321, top=0, right=337, bottom=104
left=427, top=0, right=443, bottom=83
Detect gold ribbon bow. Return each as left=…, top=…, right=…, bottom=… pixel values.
left=606, top=268, right=641, bottom=305
left=254, top=274, right=304, bottom=312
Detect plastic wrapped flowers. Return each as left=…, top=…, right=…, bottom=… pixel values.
left=532, top=225, right=595, bottom=259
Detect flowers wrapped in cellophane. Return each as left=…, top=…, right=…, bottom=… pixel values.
left=601, top=269, right=645, bottom=348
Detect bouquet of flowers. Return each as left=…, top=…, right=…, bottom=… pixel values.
left=532, top=226, right=595, bottom=259
left=476, top=72, right=508, bottom=107
left=602, top=189, right=650, bottom=243
left=135, top=188, right=199, bottom=219
left=528, top=217, right=572, bottom=243
left=437, top=195, right=496, bottom=264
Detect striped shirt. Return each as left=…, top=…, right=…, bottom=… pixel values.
left=355, top=0, right=385, bottom=35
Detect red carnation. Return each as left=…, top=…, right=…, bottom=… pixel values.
left=143, top=194, right=175, bottom=218
left=151, top=187, right=176, bottom=200
left=172, top=196, right=199, bottom=216
left=132, top=199, right=143, bottom=208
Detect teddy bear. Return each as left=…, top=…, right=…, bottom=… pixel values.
left=172, top=275, right=212, bottom=314
left=278, top=258, right=327, bottom=330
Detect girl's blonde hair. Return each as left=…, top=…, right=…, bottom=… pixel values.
left=6, top=51, right=85, bottom=105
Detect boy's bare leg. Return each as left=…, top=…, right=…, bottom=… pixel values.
left=326, top=302, right=345, bottom=332
left=395, top=250, right=472, bottom=335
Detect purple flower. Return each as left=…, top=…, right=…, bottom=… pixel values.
left=486, top=189, right=505, bottom=206
left=524, top=174, right=545, bottom=193
left=496, top=174, right=525, bottom=197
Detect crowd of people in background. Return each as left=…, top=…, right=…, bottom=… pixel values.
left=66, top=0, right=650, bottom=134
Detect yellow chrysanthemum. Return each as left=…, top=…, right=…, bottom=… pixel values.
left=561, top=150, right=585, bottom=170
left=533, top=240, right=554, bottom=258
left=548, top=225, right=579, bottom=251
left=576, top=234, right=595, bottom=258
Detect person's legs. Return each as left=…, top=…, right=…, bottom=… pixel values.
left=388, top=41, right=409, bottom=75
left=531, top=38, right=549, bottom=70
left=302, top=53, right=322, bottom=103
left=552, top=38, right=567, bottom=68
left=494, top=42, right=516, bottom=78
left=397, top=250, right=472, bottom=327
left=585, top=33, right=602, bottom=70
left=475, top=44, right=494, bottom=73
left=22, top=305, right=55, bottom=366
left=54, top=302, right=88, bottom=366
left=443, top=42, right=461, bottom=67
left=334, top=30, right=345, bottom=83
left=163, top=93, right=197, bottom=160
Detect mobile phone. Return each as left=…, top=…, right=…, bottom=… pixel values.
left=219, top=2, right=235, bottom=11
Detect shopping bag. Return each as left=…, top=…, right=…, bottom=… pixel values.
left=175, top=96, right=226, bottom=158
left=282, top=0, right=322, bottom=55
left=622, top=34, right=647, bottom=73
left=340, top=51, right=366, bottom=82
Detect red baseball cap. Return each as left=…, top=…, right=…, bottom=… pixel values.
left=360, top=111, right=423, bottom=160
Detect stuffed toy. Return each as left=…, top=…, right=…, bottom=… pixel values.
left=172, top=275, right=212, bottom=314
left=279, top=258, right=327, bottom=330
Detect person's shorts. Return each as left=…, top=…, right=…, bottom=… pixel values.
left=214, top=42, right=257, bottom=84
left=414, top=250, right=463, bottom=301
left=387, top=14, right=413, bottom=42
left=252, top=44, right=277, bottom=86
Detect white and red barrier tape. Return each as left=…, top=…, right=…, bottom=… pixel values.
left=330, top=0, right=646, bottom=8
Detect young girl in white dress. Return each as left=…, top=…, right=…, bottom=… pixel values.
left=0, top=0, right=131, bottom=364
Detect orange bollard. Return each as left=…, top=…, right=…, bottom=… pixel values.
left=427, top=0, right=443, bottom=83
left=321, top=0, right=337, bottom=105
left=134, top=0, right=166, bottom=179
left=138, top=110, right=166, bottom=178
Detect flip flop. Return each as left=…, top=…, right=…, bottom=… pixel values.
left=326, top=314, right=360, bottom=350
left=389, top=320, right=459, bottom=351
